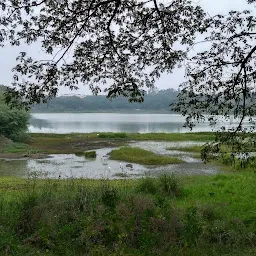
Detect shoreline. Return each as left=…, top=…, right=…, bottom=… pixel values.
left=0, top=132, right=215, bottom=159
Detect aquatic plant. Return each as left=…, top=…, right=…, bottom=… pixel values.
left=84, top=151, right=96, bottom=158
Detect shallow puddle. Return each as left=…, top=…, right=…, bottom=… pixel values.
left=0, top=141, right=219, bottom=179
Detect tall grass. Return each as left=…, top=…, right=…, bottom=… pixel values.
left=0, top=173, right=255, bottom=255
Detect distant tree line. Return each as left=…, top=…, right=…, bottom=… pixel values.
left=32, top=88, right=179, bottom=113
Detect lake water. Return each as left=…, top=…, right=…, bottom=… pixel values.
left=29, top=113, right=240, bottom=133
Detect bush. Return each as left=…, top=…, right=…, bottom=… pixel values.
left=101, top=186, right=119, bottom=209
left=159, top=174, right=183, bottom=197
left=84, top=151, right=96, bottom=158
left=136, top=177, right=158, bottom=195
left=0, top=92, right=29, bottom=142
left=136, top=174, right=184, bottom=198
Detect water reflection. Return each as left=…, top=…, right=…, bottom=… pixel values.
left=29, top=113, right=212, bottom=133
left=29, top=113, right=254, bottom=134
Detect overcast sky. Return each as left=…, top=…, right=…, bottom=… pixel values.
left=0, top=0, right=253, bottom=95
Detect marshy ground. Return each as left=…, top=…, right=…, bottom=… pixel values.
left=0, top=132, right=255, bottom=255
left=0, top=132, right=219, bottom=179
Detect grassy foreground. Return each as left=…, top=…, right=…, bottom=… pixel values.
left=110, top=147, right=184, bottom=165
left=0, top=173, right=255, bottom=255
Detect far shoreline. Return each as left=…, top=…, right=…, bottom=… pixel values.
left=31, top=110, right=175, bottom=114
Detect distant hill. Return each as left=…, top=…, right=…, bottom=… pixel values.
left=32, top=88, right=179, bottom=113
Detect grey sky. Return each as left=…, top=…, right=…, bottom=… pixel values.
left=0, top=0, right=253, bottom=95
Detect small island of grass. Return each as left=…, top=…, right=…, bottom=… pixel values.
left=167, top=145, right=202, bottom=153
left=110, top=147, right=184, bottom=165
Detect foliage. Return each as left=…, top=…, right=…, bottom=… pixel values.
left=159, top=174, right=183, bottom=197
left=175, top=4, right=256, bottom=132
left=110, top=146, right=184, bottom=165
left=0, top=0, right=206, bottom=107
left=0, top=87, right=30, bottom=141
left=136, top=177, right=158, bottom=195
left=136, top=174, right=183, bottom=198
left=1, top=1, right=254, bottom=132
left=173, top=0, right=256, bottom=162
left=0, top=106, right=29, bottom=141
left=84, top=150, right=97, bottom=158
left=0, top=173, right=255, bottom=255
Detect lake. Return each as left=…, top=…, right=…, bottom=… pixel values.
left=29, top=113, right=245, bottom=134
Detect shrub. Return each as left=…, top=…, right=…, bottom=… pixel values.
left=159, top=174, right=183, bottom=197
left=84, top=151, right=96, bottom=158
left=183, top=206, right=202, bottom=246
left=136, top=177, right=158, bottom=195
left=0, top=92, right=29, bottom=142
left=101, top=186, right=119, bottom=209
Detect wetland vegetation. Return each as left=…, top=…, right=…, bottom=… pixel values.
left=0, top=0, right=256, bottom=253
left=109, top=147, right=184, bottom=165
left=0, top=172, right=255, bottom=255
left=0, top=131, right=255, bottom=255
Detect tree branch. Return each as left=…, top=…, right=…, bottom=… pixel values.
left=232, top=44, right=256, bottom=92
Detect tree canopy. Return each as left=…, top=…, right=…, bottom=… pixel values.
left=0, top=0, right=206, bottom=106
left=0, top=0, right=255, bottom=136
left=174, top=2, right=256, bottom=133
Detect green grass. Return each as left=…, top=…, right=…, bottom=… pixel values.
left=1, top=142, right=39, bottom=154
left=110, top=147, right=184, bottom=165
left=167, top=145, right=202, bottom=153
left=0, top=173, right=255, bottom=255
left=167, top=143, right=256, bottom=154
left=128, top=132, right=215, bottom=141
left=98, top=132, right=128, bottom=138
left=214, top=154, right=256, bottom=173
